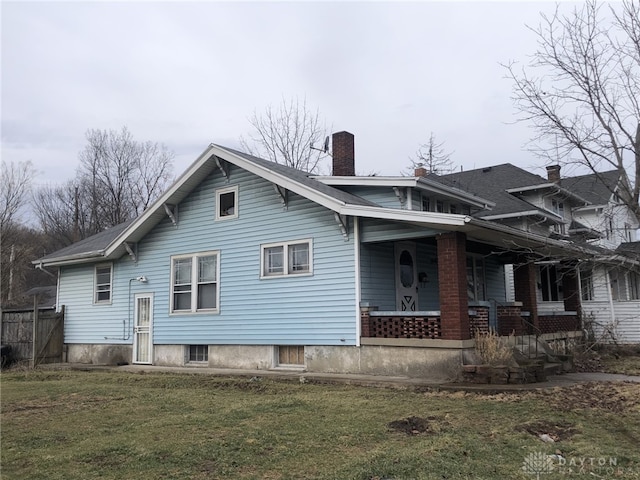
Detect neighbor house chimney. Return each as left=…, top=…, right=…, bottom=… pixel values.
left=546, top=165, right=561, bottom=183
left=415, top=167, right=427, bottom=177
left=332, top=131, right=355, bottom=176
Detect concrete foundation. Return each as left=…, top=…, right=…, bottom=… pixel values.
left=208, top=345, right=274, bottom=370
left=66, top=342, right=467, bottom=380
left=67, top=344, right=132, bottom=365
left=154, top=345, right=186, bottom=366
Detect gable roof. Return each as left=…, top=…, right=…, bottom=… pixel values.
left=433, top=164, right=552, bottom=219
left=560, top=170, right=620, bottom=205
left=34, top=144, right=472, bottom=267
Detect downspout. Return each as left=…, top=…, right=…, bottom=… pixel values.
left=605, top=269, right=617, bottom=340
left=354, top=217, right=362, bottom=347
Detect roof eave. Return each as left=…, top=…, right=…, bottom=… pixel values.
left=33, top=250, right=107, bottom=267
left=340, top=204, right=470, bottom=226
left=314, top=175, right=495, bottom=209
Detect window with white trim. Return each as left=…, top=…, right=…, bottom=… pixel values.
left=610, top=268, right=628, bottom=301
left=215, top=185, right=238, bottom=220
left=421, top=196, right=430, bottom=212
left=628, top=272, right=640, bottom=300
left=261, top=240, right=312, bottom=278
left=94, top=264, right=112, bottom=304
left=580, top=268, right=594, bottom=301
left=171, top=252, right=219, bottom=313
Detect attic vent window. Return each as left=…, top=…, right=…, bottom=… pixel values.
left=216, top=185, right=238, bottom=220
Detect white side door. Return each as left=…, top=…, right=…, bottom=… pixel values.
left=133, top=293, right=153, bottom=364
left=395, top=242, right=418, bottom=311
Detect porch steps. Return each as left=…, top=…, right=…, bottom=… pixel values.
left=512, top=335, right=573, bottom=378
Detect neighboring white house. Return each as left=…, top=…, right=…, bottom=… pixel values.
left=437, top=164, right=640, bottom=344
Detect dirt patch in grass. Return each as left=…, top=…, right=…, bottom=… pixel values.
left=387, top=416, right=448, bottom=435
left=516, top=420, right=579, bottom=442
left=535, top=383, right=639, bottom=413
left=444, top=382, right=640, bottom=413
left=2, top=394, right=125, bottom=415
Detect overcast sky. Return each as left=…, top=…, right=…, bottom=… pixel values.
left=2, top=1, right=574, bottom=188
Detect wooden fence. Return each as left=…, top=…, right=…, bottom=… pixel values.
left=1, top=306, right=65, bottom=367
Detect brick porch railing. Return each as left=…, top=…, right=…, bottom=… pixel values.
left=365, top=311, right=442, bottom=339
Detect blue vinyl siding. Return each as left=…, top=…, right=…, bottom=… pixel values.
left=338, top=186, right=402, bottom=209
left=360, top=218, right=440, bottom=243
left=60, top=165, right=357, bottom=346
left=360, top=243, right=396, bottom=310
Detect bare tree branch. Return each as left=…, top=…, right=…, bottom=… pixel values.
left=503, top=0, right=640, bottom=220
left=239, top=96, right=328, bottom=173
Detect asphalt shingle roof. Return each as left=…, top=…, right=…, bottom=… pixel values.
left=560, top=170, right=620, bottom=205
left=36, top=219, right=134, bottom=264
left=433, top=164, right=550, bottom=217
left=217, top=146, right=377, bottom=207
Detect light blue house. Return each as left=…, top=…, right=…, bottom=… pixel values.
left=35, top=132, right=596, bottom=379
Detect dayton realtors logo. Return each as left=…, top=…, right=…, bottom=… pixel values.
left=522, top=452, right=555, bottom=479
left=523, top=452, right=624, bottom=477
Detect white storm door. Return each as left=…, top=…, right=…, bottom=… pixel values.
left=395, top=242, right=418, bottom=311
left=133, top=293, right=153, bottom=364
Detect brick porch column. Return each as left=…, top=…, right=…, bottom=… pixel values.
left=561, top=264, right=582, bottom=325
left=513, top=262, right=539, bottom=329
left=436, top=232, right=470, bottom=340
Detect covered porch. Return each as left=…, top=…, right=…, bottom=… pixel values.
left=358, top=228, right=582, bottom=344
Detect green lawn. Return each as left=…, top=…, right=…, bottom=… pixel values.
left=2, top=370, right=639, bottom=479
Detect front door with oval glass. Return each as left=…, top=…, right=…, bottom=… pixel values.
left=395, top=242, right=418, bottom=311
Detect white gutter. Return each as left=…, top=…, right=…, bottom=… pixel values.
left=314, top=175, right=495, bottom=210
left=480, top=210, right=563, bottom=222
left=506, top=183, right=590, bottom=205
left=466, top=217, right=597, bottom=255
left=32, top=251, right=107, bottom=267
left=339, top=204, right=469, bottom=226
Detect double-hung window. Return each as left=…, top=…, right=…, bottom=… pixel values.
left=171, top=251, right=220, bottom=313
left=539, top=264, right=563, bottom=302
left=261, top=240, right=312, bottom=278
left=580, top=268, right=594, bottom=301
left=94, top=264, right=112, bottom=304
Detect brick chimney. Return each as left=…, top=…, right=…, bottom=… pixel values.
left=546, top=165, right=561, bottom=183
left=415, top=167, right=427, bottom=177
left=332, top=131, right=355, bottom=176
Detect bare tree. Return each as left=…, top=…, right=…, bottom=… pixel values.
left=404, top=132, right=455, bottom=176
left=77, top=127, right=174, bottom=232
left=239, top=96, right=328, bottom=173
left=503, top=0, right=640, bottom=220
left=0, top=160, right=50, bottom=305
left=32, top=127, right=174, bottom=246
left=0, top=160, right=34, bottom=232
left=32, top=180, right=85, bottom=250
